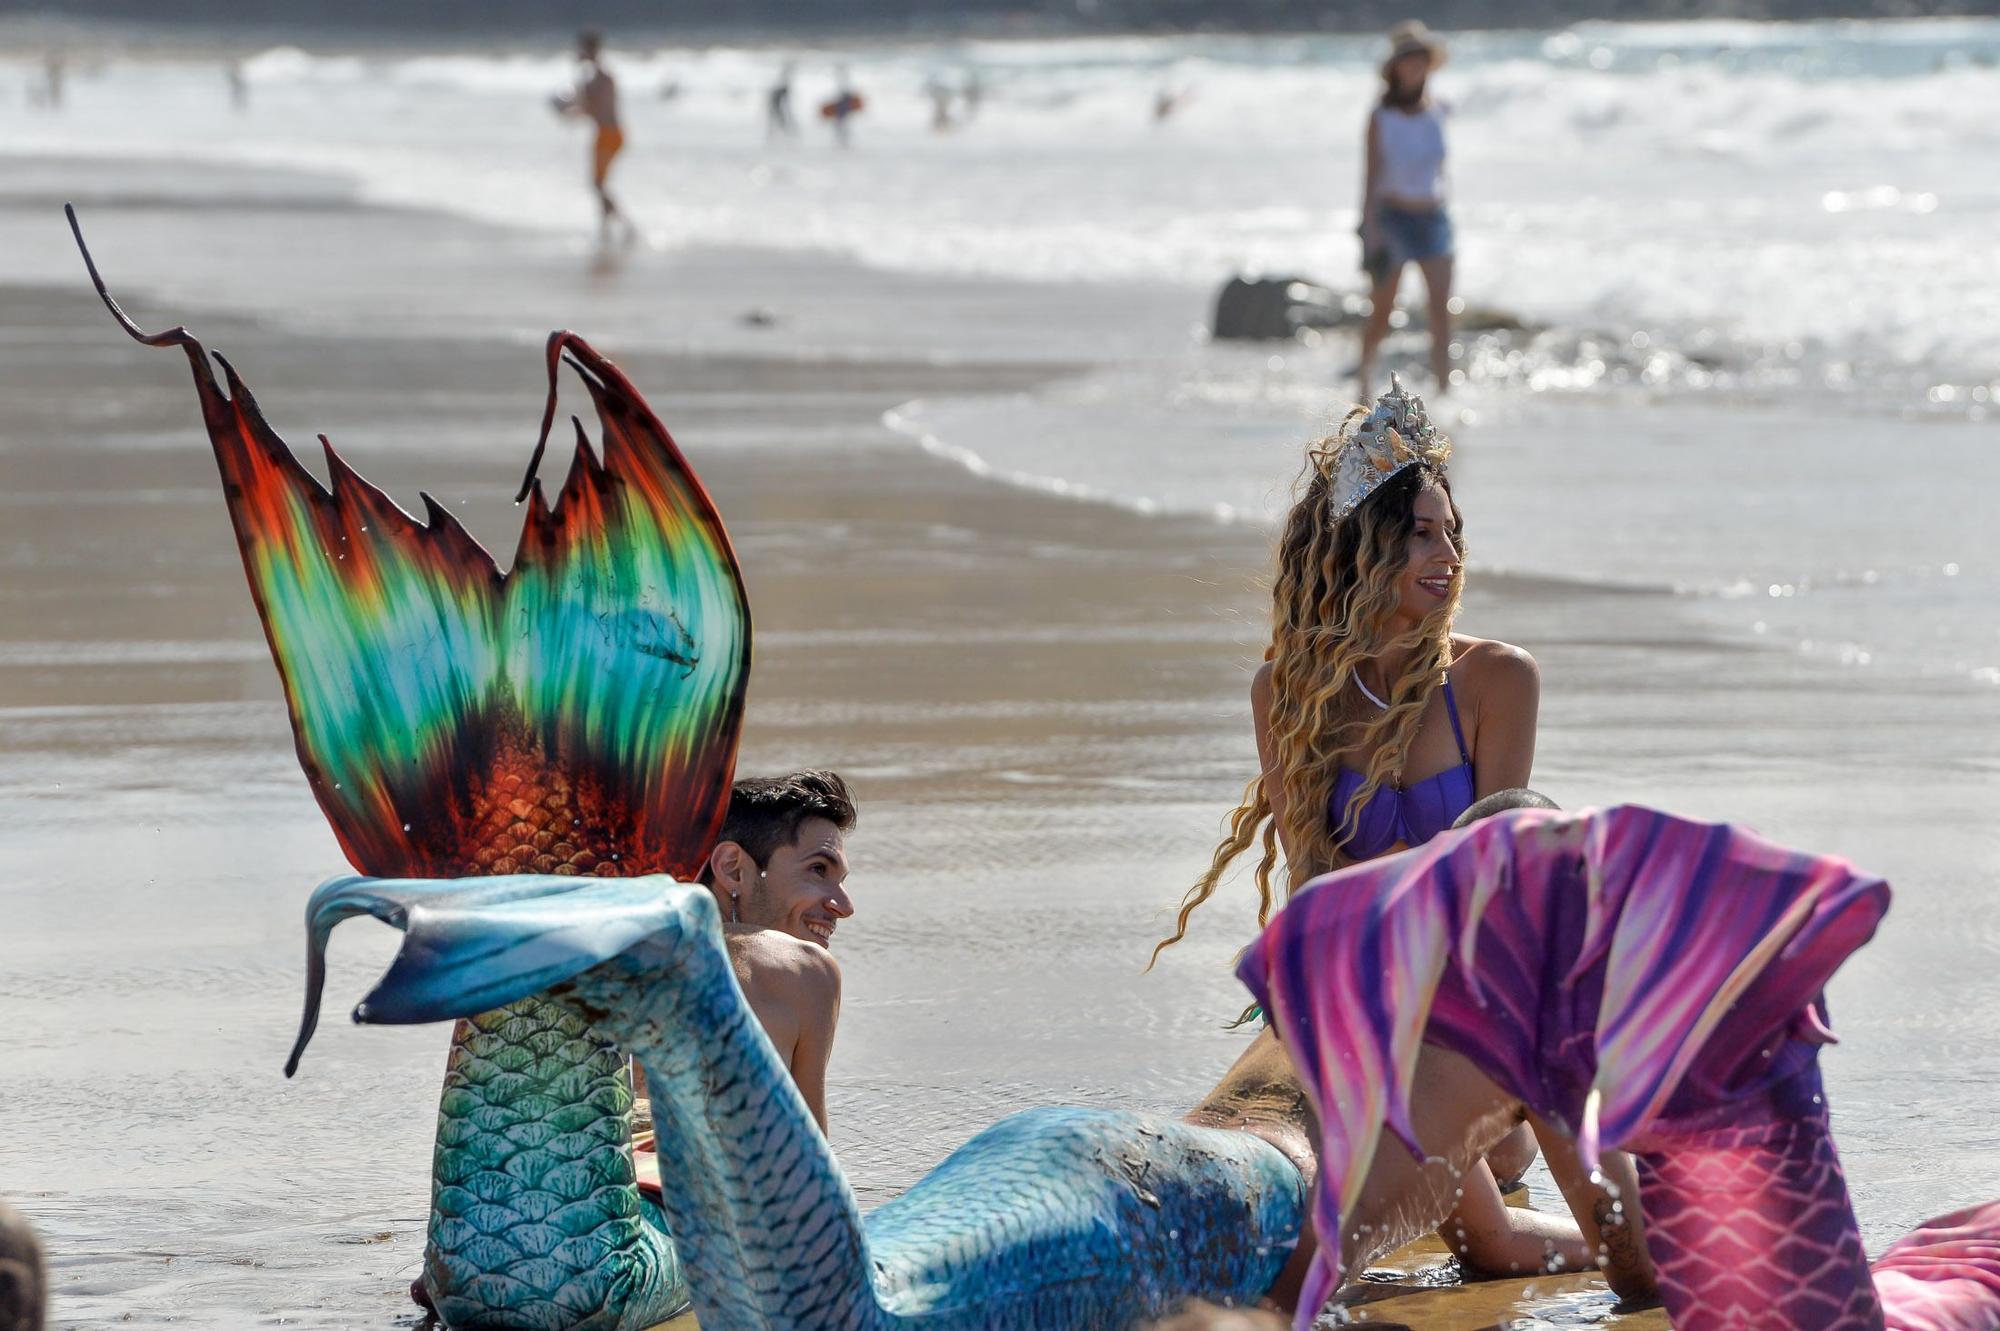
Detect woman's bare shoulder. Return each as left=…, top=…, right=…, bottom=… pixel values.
left=1448, top=635, right=1539, bottom=698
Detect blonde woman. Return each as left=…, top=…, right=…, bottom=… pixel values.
left=1161, top=378, right=1535, bottom=919
left=1160, top=382, right=1651, bottom=1306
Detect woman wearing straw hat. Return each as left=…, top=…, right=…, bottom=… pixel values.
left=1358, top=21, right=1455, bottom=399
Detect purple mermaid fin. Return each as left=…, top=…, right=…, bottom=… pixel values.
left=1238, top=805, right=1999, bottom=1331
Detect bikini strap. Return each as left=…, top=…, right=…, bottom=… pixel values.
left=1441, top=675, right=1471, bottom=766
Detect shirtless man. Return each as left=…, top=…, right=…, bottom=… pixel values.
left=634, top=770, right=855, bottom=1136
left=416, top=771, right=855, bottom=1313
left=1182, top=790, right=1659, bottom=1316
left=551, top=28, right=630, bottom=242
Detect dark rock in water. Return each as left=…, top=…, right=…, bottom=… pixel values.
left=739, top=307, right=779, bottom=328
left=1211, top=274, right=1533, bottom=340
left=1453, top=303, right=1532, bottom=334
left=1212, top=275, right=1355, bottom=340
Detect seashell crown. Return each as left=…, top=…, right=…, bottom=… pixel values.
left=1310, top=374, right=1453, bottom=523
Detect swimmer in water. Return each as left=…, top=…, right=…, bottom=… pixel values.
left=767, top=61, right=798, bottom=140
left=824, top=66, right=863, bottom=148
left=552, top=28, right=632, bottom=244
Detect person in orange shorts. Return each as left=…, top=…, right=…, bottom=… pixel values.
left=552, top=28, right=632, bottom=243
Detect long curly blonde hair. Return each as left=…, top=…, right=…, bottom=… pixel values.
left=1152, top=419, right=1463, bottom=964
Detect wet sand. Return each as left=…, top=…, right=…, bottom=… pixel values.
left=2, top=172, right=1995, bottom=1329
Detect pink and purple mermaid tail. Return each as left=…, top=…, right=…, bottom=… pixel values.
left=1236, top=805, right=2000, bottom=1331
left=1636, top=1098, right=1883, bottom=1328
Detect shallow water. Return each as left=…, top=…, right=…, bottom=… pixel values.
left=889, top=360, right=2000, bottom=689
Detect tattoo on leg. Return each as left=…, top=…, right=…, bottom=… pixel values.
left=1594, top=1195, right=1643, bottom=1280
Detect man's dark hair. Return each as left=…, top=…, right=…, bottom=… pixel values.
left=1452, top=787, right=1559, bottom=829
left=0, top=1198, right=45, bottom=1331
left=700, top=770, right=857, bottom=883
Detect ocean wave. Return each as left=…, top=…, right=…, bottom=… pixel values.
left=7, top=22, right=1999, bottom=381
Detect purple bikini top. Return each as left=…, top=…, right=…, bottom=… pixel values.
left=1328, top=677, right=1475, bottom=860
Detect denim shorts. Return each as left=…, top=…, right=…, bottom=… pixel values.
left=1379, top=202, right=1454, bottom=267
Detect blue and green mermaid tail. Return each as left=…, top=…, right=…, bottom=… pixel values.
left=293, top=873, right=1305, bottom=1331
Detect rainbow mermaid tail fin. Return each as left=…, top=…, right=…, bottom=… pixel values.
left=1238, top=805, right=2000, bottom=1330
left=73, top=209, right=742, bottom=1330
left=72, top=205, right=750, bottom=884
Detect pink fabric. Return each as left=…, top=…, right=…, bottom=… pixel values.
left=1874, top=1202, right=2000, bottom=1331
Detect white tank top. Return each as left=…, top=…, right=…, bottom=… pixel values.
left=1373, top=103, right=1448, bottom=203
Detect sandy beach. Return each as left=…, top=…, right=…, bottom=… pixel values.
left=2, top=63, right=1997, bottom=1328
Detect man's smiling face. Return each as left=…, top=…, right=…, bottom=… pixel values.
left=741, top=816, right=853, bottom=948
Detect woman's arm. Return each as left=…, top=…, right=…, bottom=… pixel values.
left=1464, top=641, right=1540, bottom=798
left=1250, top=662, right=1295, bottom=863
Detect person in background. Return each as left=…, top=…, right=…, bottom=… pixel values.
left=551, top=28, right=632, bottom=244
left=822, top=66, right=864, bottom=148
left=33, top=52, right=63, bottom=110
left=767, top=60, right=797, bottom=139
left=1358, top=21, right=1456, bottom=398
left=925, top=75, right=957, bottom=132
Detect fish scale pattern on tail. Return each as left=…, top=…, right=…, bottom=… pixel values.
left=427, top=1000, right=685, bottom=1331
left=459, top=736, right=627, bottom=878
left=534, top=884, right=1302, bottom=1331
left=1638, top=1108, right=1884, bottom=1330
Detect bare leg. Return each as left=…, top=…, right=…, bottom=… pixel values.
left=1487, top=1120, right=1539, bottom=1190
left=594, top=181, right=632, bottom=245
left=1340, top=1045, right=1520, bottom=1277
left=1417, top=254, right=1454, bottom=392
left=1357, top=263, right=1404, bottom=401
